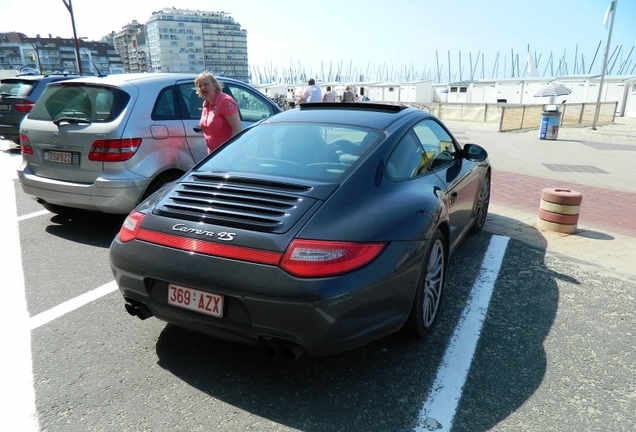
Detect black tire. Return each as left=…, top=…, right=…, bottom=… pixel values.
left=406, top=229, right=446, bottom=338
left=470, top=173, right=490, bottom=234
left=141, top=171, right=184, bottom=202
left=38, top=199, right=83, bottom=216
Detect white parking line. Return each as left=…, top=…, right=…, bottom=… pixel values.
left=414, top=235, right=509, bottom=432
left=18, top=209, right=50, bottom=222
left=0, top=160, right=39, bottom=431
left=29, top=281, right=118, bottom=330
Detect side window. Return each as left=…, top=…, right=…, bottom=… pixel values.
left=224, top=84, right=273, bottom=122
left=413, top=120, right=459, bottom=170
left=386, top=131, right=430, bottom=181
left=152, top=87, right=177, bottom=120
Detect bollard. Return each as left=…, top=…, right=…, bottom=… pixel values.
left=537, top=187, right=583, bottom=234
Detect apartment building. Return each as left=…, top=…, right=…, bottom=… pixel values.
left=0, top=31, right=124, bottom=75
left=142, top=7, right=249, bottom=81
left=1, top=8, right=249, bottom=82
left=113, top=21, right=145, bottom=73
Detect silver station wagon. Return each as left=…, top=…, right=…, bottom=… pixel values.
left=17, top=73, right=282, bottom=214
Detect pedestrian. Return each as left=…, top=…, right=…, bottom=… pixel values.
left=194, top=71, right=243, bottom=154
left=341, top=85, right=355, bottom=102
left=322, top=85, right=336, bottom=102
left=296, top=78, right=322, bottom=104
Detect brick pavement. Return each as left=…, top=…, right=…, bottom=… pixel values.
left=491, top=170, right=636, bottom=238
left=447, top=119, right=636, bottom=276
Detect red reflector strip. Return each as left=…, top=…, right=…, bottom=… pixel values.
left=136, top=228, right=282, bottom=265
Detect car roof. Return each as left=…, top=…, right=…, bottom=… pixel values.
left=49, top=72, right=246, bottom=87
left=1, top=73, right=80, bottom=82
left=262, top=102, right=429, bottom=130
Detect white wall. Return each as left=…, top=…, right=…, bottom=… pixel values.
left=623, top=80, right=636, bottom=117
left=383, top=85, right=400, bottom=102
left=399, top=81, right=433, bottom=103
left=494, top=81, right=523, bottom=103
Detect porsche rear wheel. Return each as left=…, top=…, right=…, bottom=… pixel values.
left=407, top=229, right=446, bottom=338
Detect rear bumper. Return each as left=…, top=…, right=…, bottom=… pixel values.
left=110, top=237, right=421, bottom=357
left=17, top=161, right=150, bottom=214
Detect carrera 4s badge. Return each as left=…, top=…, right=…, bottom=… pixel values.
left=172, top=224, right=236, bottom=241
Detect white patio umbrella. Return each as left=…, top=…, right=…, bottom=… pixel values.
left=534, top=83, right=572, bottom=104
left=534, top=83, right=572, bottom=97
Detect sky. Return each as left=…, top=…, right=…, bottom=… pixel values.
left=1, top=0, right=634, bottom=81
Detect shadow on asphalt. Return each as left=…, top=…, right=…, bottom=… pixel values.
left=152, top=223, right=564, bottom=431
left=43, top=211, right=126, bottom=248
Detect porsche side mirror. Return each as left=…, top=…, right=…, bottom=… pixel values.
left=463, top=143, right=488, bottom=161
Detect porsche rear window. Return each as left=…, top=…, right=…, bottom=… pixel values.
left=28, top=84, right=130, bottom=123
left=197, top=123, right=382, bottom=182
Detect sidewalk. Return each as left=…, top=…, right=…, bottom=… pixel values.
left=447, top=118, right=636, bottom=277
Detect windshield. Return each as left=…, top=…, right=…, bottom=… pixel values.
left=196, top=122, right=383, bottom=182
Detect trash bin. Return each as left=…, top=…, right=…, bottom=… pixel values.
left=539, top=105, right=562, bottom=140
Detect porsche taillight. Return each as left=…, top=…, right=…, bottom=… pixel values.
left=88, top=138, right=142, bottom=162
left=118, top=210, right=145, bottom=243
left=279, top=239, right=387, bottom=278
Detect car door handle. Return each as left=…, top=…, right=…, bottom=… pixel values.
left=193, top=127, right=202, bottom=133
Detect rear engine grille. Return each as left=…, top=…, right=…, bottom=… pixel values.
left=155, top=174, right=317, bottom=233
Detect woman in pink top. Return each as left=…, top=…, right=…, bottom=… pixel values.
left=194, top=71, right=243, bottom=154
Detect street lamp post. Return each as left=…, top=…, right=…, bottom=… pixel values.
left=592, top=0, right=619, bottom=130
left=62, top=0, right=83, bottom=74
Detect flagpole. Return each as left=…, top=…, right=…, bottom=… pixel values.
left=592, top=0, right=618, bottom=130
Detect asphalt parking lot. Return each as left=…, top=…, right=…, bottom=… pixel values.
left=2, top=134, right=635, bottom=431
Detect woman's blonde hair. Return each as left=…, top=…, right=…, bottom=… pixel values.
left=195, top=71, right=223, bottom=96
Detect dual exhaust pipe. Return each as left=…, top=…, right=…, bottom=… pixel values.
left=261, top=338, right=306, bottom=361
left=124, top=299, right=306, bottom=361
left=124, top=300, right=153, bottom=320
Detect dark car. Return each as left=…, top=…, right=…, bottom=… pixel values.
left=109, top=102, right=491, bottom=359
left=0, top=73, right=79, bottom=147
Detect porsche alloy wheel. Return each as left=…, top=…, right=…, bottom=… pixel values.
left=408, top=229, right=446, bottom=338
left=470, top=173, right=491, bottom=233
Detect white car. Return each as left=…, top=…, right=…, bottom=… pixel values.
left=17, top=73, right=282, bottom=214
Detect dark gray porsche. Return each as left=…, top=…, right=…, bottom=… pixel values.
left=109, top=102, right=490, bottom=359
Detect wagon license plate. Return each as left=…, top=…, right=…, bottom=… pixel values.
left=0, top=104, right=9, bottom=111
left=46, top=150, right=74, bottom=165
left=167, top=283, right=224, bottom=318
